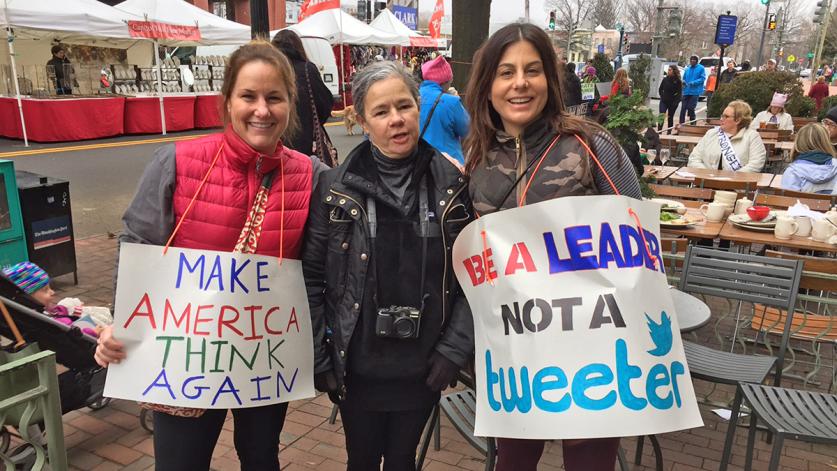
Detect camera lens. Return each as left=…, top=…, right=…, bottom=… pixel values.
left=393, top=317, right=416, bottom=338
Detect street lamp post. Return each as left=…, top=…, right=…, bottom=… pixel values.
left=755, top=0, right=771, bottom=69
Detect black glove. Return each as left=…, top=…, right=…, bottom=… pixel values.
left=314, top=370, right=341, bottom=404
left=426, top=352, right=459, bottom=392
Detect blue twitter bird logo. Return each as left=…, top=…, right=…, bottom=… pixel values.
left=646, top=311, right=673, bottom=357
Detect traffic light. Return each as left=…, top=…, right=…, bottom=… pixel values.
left=760, top=0, right=768, bottom=5
left=814, top=0, right=828, bottom=23
left=549, top=11, right=556, bottom=30
left=623, top=33, right=630, bottom=53
left=768, top=13, right=777, bottom=30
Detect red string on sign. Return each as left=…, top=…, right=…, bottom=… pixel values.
left=278, top=156, right=285, bottom=266
left=163, top=143, right=225, bottom=255
left=518, top=134, right=562, bottom=206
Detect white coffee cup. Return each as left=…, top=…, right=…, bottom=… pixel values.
left=700, top=202, right=727, bottom=222
left=794, top=216, right=813, bottom=238
left=714, top=190, right=738, bottom=205
left=734, top=197, right=753, bottom=215
left=774, top=216, right=799, bottom=240
left=812, top=219, right=837, bottom=242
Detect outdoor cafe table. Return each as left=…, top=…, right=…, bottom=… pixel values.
left=659, top=133, right=793, bottom=151
left=666, top=167, right=776, bottom=189
left=643, top=165, right=678, bottom=180
left=659, top=203, right=725, bottom=240
left=670, top=288, right=711, bottom=333
left=719, top=220, right=837, bottom=253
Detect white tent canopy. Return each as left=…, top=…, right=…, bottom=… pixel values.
left=369, top=9, right=437, bottom=48
left=114, top=0, right=250, bottom=45
left=1, top=0, right=141, bottom=45
left=279, top=8, right=400, bottom=46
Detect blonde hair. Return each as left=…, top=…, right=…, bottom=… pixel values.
left=726, top=100, right=753, bottom=130
left=613, top=68, right=629, bottom=91
left=818, top=75, right=826, bottom=83
left=792, top=123, right=836, bottom=159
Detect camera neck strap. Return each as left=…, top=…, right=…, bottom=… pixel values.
left=367, top=175, right=430, bottom=310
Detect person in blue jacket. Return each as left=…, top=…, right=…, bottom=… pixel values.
left=679, top=55, right=706, bottom=125
left=419, top=55, right=470, bottom=164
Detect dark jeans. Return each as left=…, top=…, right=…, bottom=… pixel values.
left=679, top=95, right=699, bottom=124
left=659, top=99, right=678, bottom=131
left=339, top=401, right=434, bottom=471
left=153, top=403, right=288, bottom=471
left=495, top=437, right=620, bottom=471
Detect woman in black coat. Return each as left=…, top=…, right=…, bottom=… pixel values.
left=272, top=30, right=334, bottom=157
left=658, top=64, right=682, bottom=132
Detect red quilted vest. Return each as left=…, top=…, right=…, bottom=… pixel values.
left=171, top=127, right=313, bottom=259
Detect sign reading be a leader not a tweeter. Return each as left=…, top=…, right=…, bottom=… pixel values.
left=452, top=196, right=703, bottom=439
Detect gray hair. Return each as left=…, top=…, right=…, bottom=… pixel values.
left=351, top=61, right=418, bottom=118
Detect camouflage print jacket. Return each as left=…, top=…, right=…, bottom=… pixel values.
left=469, top=117, right=642, bottom=215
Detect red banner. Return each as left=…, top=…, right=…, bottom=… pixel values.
left=298, top=0, right=340, bottom=22
left=428, top=0, right=444, bottom=39
left=128, top=21, right=202, bottom=41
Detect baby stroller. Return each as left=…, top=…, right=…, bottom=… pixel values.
left=0, top=273, right=109, bottom=463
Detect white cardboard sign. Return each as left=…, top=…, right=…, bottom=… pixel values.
left=452, top=195, right=703, bottom=439
left=104, top=243, right=315, bottom=408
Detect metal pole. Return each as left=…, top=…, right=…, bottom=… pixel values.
left=755, top=0, right=771, bottom=70
left=814, top=0, right=832, bottom=70
left=525, top=0, right=530, bottom=22
left=5, top=24, right=28, bottom=146
left=650, top=0, right=663, bottom=58
left=154, top=40, right=167, bottom=135
left=339, top=8, right=347, bottom=108
left=616, top=26, right=624, bottom=69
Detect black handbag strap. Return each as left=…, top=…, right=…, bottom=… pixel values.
left=419, top=91, right=444, bottom=142
left=303, top=66, right=324, bottom=141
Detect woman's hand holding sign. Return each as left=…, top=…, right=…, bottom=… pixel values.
left=95, top=325, right=126, bottom=367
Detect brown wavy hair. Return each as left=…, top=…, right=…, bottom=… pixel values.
left=220, top=40, right=299, bottom=141
left=463, top=23, right=603, bottom=174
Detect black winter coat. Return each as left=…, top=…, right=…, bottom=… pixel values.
left=658, top=75, right=682, bottom=104
left=302, top=140, right=474, bottom=405
left=563, top=72, right=583, bottom=107
left=287, top=58, right=334, bottom=157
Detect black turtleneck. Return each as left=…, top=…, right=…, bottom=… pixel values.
left=372, top=145, right=417, bottom=208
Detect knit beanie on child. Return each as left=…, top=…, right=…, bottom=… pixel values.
left=421, top=56, right=453, bottom=85
left=3, top=261, right=50, bottom=294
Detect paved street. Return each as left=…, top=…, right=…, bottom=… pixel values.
left=0, top=122, right=364, bottom=239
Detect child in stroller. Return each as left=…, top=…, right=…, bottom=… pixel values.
left=0, top=262, right=113, bottom=465
left=2, top=262, right=112, bottom=337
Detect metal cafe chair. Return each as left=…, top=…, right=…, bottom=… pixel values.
left=720, top=383, right=837, bottom=471
left=678, top=247, right=803, bottom=392
left=676, top=247, right=804, bottom=466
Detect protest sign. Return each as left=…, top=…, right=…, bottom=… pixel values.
left=104, top=243, right=315, bottom=409
left=452, top=195, right=703, bottom=439
left=581, top=82, right=596, bottom=101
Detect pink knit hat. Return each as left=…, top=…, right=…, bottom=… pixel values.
left=421, top=56, right=453, bottom=85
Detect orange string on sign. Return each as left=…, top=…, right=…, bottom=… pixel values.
left=278, top=156, right=285, bottom=266
left=573, top=134, right=657, bottom=269
left=163, top=143, right=225, bottom=255
left=479, top=230, right=494, bottom=286
left=518, top=134, right=562, bottom=206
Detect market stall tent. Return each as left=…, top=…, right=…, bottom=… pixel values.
left=113, top=0, right=250, bottom=46
left=1, top=0, right=140, bottom=44
left=2, top=0, right=144, bottom=145
left=369, top=9, right=437, bottom=48
left=281, top=8, right=401, bottom=45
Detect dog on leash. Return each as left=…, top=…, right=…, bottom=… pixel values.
left=331, top=106, right=359, bottom=135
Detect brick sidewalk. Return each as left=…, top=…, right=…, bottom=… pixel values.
left=49, top=234, right=837, bottom=470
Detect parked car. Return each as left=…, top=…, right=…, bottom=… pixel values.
left=799, top=68, right=812, bottom=78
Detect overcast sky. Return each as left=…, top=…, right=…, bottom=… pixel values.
left=339, top=0, right=817, bottom=28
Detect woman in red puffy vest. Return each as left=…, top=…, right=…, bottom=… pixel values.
left=94, top=41, right=326, bottom=471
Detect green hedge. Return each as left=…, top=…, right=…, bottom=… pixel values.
left=707, top=71, right=815, bottom=118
